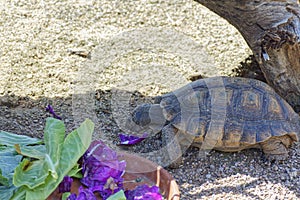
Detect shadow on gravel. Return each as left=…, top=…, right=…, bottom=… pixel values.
left=0, top=94, right=75, bottom=138
left=0, top=54, right=263, bottom=137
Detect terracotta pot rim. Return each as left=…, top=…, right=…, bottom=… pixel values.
left=117, top=151, right=180, bottom=200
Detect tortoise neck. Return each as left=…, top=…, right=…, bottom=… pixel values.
left=149, top=104, right=166, bottom=133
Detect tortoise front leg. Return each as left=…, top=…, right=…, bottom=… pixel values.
left=161, top=124, right=195, bottom=168
left=143, top=124, right=193, bottom=168
left=161, top=124, right=183, bottom=168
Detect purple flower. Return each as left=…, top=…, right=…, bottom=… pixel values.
left=125, top=185, right=162, bottom=200
left=80, top=140, right=126, bottom=200
left=46, top=104, right=62, bottom=120
left=59, top=176, right=73, bottom=193
left=66, top=186, right=97, bottom=200
left=66, top=193, right=77, bottom=200
left=118, top=133, right=148, bottom=145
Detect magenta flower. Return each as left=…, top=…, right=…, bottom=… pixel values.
left=80, top=140, right=126, bottom=200
left=118, top=133, right=148, bottom=145
left=58, top=176, right=73, bottom=193
left=125, top=185, right=162, bottom=200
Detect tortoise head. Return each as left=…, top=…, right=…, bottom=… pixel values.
left=127, top=103, right=166, bottom=134
left=132, top=104, right=152, bottom=126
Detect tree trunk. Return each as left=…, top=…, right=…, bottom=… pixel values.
left=194, top=0, right=300, bottom=111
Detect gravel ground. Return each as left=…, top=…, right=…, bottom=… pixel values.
left=0, top=0, right=299, bottom=199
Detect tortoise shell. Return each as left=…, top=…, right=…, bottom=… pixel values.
left=156, top=76, right=299, bottom=150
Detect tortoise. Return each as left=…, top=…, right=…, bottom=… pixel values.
left=127, top=76, right=299, bottom=168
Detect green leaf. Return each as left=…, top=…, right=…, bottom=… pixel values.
left=58, top=118, right=94, bottom=175
left=4, top=118, right=93, bottom=200
left=44, top=118, right=65, bottom=169
left=0, top=146, right=16, bottom=156
left=0, top=148, right=23, bottom=200
left=62, top=192, right=71, bottom=200
left=107, top=190, right=127, bottom=200
left=13, top=159, right=49, bottom=189
left=0, top=169, right=9, bottom=186
left=0, top=131, right=42, bottom=146
left=67, top=163, right=82, bottom=179
left=9, top=186, right=26, bottom=200
left=0, top=154, right=22, bottom=182
left=12, top=118, right=65, bottom=189
left=0, top=134, right=43, bottom=199
left=0, top=185, right=18, bottom=200
left=45, top=153, right=58, bottom=179
left=20, top=118, right=94, bottom=200
left=14, top=144, right=46, bottom=159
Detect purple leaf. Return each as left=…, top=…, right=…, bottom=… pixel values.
left=77, top=186, right=97, bottom=200
left=80, top=140, right=126, bottom=200
left=67, top=186, right=97, bottom=200
left=45, top=104, right=62, bottom=120
left=118, top=133, right=148, bottom=145
left=125, top=184, right=162, bottom=200
left=59, top=176, right=73, bottom=193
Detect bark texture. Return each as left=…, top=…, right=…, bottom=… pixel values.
left=194, top=0, right=300, bottom=111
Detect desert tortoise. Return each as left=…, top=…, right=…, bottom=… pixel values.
left=128, top=76, right=299, bottom=168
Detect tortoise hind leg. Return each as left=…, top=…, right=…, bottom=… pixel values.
left=260, top=137, right=292, bottom=161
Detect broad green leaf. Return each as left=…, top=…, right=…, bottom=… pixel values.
left=0, top=147, right=17, bottom=157
left=0, top=154, right=22, bottom=180
left=58, top=118, right=94, bottom=175
left=45, top=154, right=57, bottom=179
left=23, top=119, right=94, bottom=200
left=0, top=185, right=18, bottom=200
left=9, top=186, right=26, bottom=200
left=0, top=169, right=9, bottom=186
left=107, top=190, right=127, bottom=200
left=0, top=139, right=43, bottom=199
left=0, top=150, right=23, bottom=200
left=0, top=146, right=16, bottom=156
left=0, top=131, right=42, bottom=146
left=44, top=118, right=65, bottom=169
left=14, top=144, right=46, bottom=159
left=13, top=159, right=49, bottom=189
left=12, top=118, right=65, bottom=189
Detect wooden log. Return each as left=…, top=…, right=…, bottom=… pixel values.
left=194, top=0, right=300, bottom=111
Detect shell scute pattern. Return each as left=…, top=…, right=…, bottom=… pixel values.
left=159, top=77, right=299, bottom=146
left=265, top=96, right=283, bottom=119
